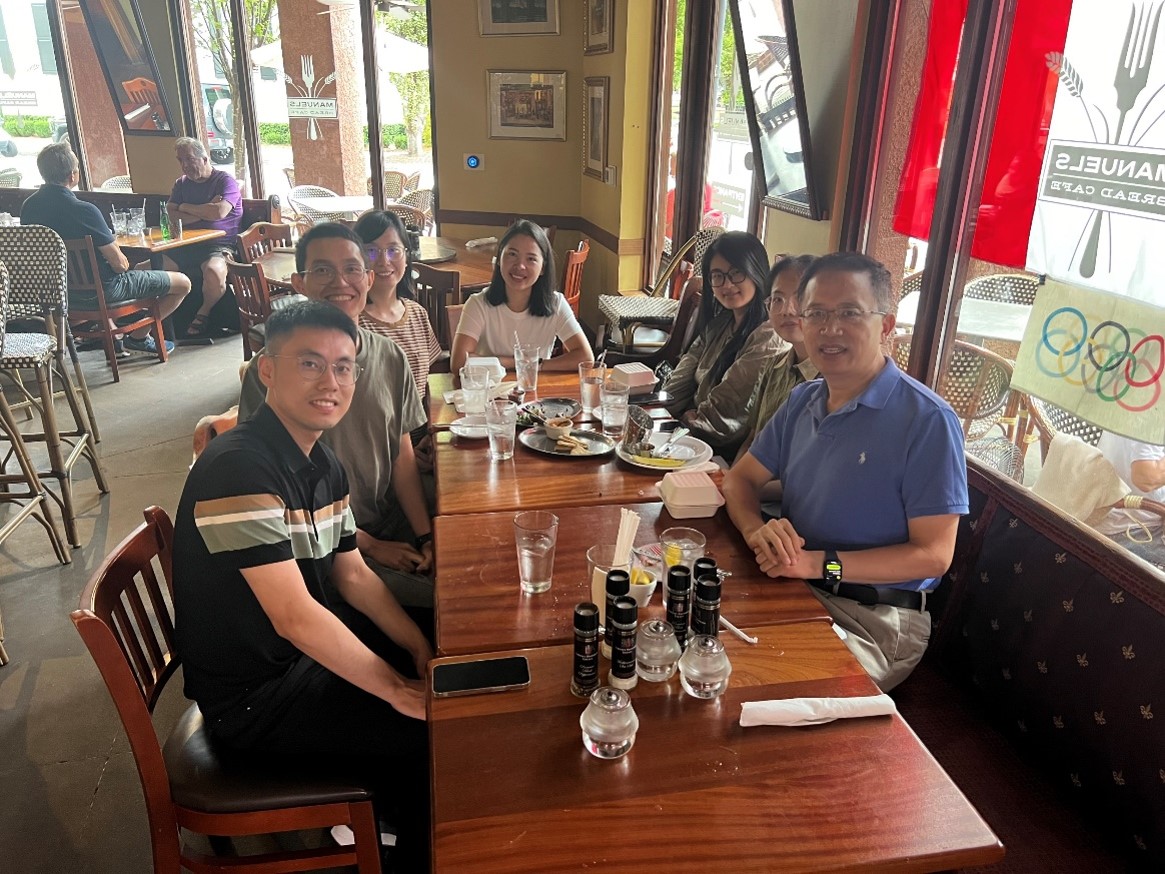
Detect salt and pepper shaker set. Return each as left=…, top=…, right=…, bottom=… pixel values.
left=575, top=560, right=733, bottom=759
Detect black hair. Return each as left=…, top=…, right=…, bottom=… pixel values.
left=352, top=210, right=416, bottom=300
left=796, top=251, right=893, bottom=311
left=484, top=219, right=557, bottom=317
left=693, top=231, right=771, bottom=387
left=768, top=254, right=817, bottom=293
left=295, top=222, right=368, bottom=274
left=266, top=299, right=358, bottom=350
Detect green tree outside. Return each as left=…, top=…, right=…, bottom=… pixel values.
left=378, top=0, right=430, bottom=158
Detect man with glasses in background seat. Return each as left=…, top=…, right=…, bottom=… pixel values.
left=238, top=223, right=437, bottom=612
left=175, top=300, right=433, bottom=868
left=723, top=252, right=968, bottom=690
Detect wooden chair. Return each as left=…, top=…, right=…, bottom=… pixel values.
left=382, top=170, right=407, bottom=201
left=560, top=240, right=589, bottom=316
left=121, top=77, right=160, bottom=108
left=0, top=259, right=70, bottom=568
left=99, top=175, right=133, bottom=192
left=236, top=221, right=292, bottom=263
left=413, top=262, right=461, bottom=350
left=66, top=236, right=168, bottom=382
left=226, top=258, right=281, bottom=361
left=0, top=168, right=22, bottom=188
left=70, top=506, right=384, bottom=874
left=605, top=283, right=702, bottom=370
left=399, top=189, right=433, bottom=232
left=385, top=204, right=427, bottom=231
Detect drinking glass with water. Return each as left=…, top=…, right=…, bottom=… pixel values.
left=599, top=377, right=631, bottom=438
left=485, top=398, right=517, bottom=461
left=661, top=526, right=706, bottom=571
left=460, top=364, right=493, bottom=415
left=514, top=343, right=541, bottom=394
left=513, top=510, right=558, bottom=594
left=579, top=362, right=605, bottom=416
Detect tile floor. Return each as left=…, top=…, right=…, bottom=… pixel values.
left=0, top=338, right=245, bottom=872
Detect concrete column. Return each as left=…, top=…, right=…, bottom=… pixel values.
left=60, top=3, right=128, bottom=186
left=277, top=0, right=366, bottom=195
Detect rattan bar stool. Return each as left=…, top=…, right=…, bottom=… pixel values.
left=0, top=227, right=108, bottom=546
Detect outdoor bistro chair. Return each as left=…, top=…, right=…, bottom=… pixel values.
left=0, top=259, right=71, bottom=570
left=384, top=204, right=427, bottom=233
left=99, top=175, right=134, bottom=192
left=403, top=170, right=421, bottom=193
left=382, top=170, right=407, bottom=201
left=236, top=221, right=293, bottom=263
left=965, top=272, right=1040, bottom=306
left=0, top=225, right=108, bottom=547
left=1023, top=394, right=1104, bottom=462
left=71, top=506, right=384, bottom=874
left=399, top=189, right=433, bottom=233
left=288, top=185, right=348, bottom=224
left=66, top=236, right=168, bottom=382
left=0, top=168, right=22, bottom=188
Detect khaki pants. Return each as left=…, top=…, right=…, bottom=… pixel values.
left=809, top=588, right=931, bottom=691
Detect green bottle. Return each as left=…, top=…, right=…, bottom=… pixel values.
left=159, top=201, right=171, bottom=241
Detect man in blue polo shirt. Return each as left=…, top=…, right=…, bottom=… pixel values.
left=723, top=252, right=967, bottom=690
left=21, top=143, right=190, bottom=356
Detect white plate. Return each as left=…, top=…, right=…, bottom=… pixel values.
left=615, top=433, right=713, bottom=471
left=450, top=415, right=488, bottom=439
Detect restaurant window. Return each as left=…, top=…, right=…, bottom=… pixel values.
left=374, top=0, right=434, bottom=206
left=32, top=4, right=57, bottom=75
left=0, top=10, right=15, bottom=79
left=188, top=0, right=253, bottom=191
left=857, top=0, right=1165, bottom=575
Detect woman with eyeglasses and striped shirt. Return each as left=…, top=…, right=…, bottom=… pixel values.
left=662, top=231, right=786, bottom=455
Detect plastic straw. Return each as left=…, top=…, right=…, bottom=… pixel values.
left=719, top=615, right=758, bottom=645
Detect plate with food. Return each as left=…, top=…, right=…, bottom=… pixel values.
left=449, top=415, right=488, bottom=439
left=615, top=432, right=714, bottom=471
left=516, top=398, right=583, bottom=427
left=518, top=427, right=616, bottom=458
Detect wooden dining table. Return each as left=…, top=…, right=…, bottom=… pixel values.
left=433, top=502, right=831, bottom=656
left=117, top=227, right=226, bottom=270
left=429, top=620, right=1005, bottom=873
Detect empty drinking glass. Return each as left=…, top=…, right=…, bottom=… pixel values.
left=587, top=544, right=632, bottom=627
left=579, top=362, right=606, bottom=416
left=513, top=509, right=558, bottom=594
left=678, top=634, right=732, bottom=699
left=460, top=364, right=493, bottom=414
left=127, top=208, right=145, bottom=237
left=110, top=210, right=128, bottom=236
left=661, top=526, right=706, bottom=571
left=514, top=342, right=541, bottom=394
left=599, top=377, right=631, bottom=438
left=485, top=399, right=518, bottom=461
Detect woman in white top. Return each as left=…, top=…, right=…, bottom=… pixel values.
left=450, top=219, right=594, bottom=377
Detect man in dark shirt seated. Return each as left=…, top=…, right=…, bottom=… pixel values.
left=173, top=300, right=433, bottom=867
left=163, top=137, right=243, bottom=338
left=21, top=143, right=190, bottom=356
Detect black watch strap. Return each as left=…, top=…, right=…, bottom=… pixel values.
left=823, top=549, right=842, bottom=584
left=414, top=532, right=433, bottom=550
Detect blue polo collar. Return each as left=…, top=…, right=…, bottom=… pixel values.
left=811, top=356, right=902, bottom=421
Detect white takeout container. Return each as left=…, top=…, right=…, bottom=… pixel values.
left=467, top=356, right=506, bottom=380
left=660, top=470, right=725, bottom=519
left=610, top=362, right=657, bottom=394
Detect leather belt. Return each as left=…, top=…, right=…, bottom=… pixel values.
left=809, top=578, right=928, bottom=612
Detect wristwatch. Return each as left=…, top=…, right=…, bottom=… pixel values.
left=822, top=549, right=842, bottom=585
left=414, top=532, right=433, bottom=550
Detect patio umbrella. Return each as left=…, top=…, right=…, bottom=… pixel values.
left=248, top=33, right=428, bottom=75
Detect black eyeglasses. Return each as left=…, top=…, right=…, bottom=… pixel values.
left=799, top=307, right=888, bottom=326
left=300, top=264, right=369, bottom=283
left=709, top=268, right=748, bottom=288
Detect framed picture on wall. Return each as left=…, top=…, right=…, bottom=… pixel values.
left=585, top=0, right=614, bottom=54
left=583, top=76, right=610, bottom=179
left=488, top=71, right=568, bottom=140
left=478, top=0, right=560, bottom=36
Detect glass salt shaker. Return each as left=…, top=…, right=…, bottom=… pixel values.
left=636, top=618, right=682, bottom=682
left=677, top=634, right=732, bottom=699
left=579, top=686, right=639, bottom=759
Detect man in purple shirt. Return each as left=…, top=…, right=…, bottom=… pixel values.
left=164, top=137, right=242, bottom=337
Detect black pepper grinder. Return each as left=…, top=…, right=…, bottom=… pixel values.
left=665, top=565, right=692, bottom=650
left=601, top=569, right=630, bottom=659
left=570, top=602, right=601, bottom=698
left=607, top=596, right=638, bottom=690
left=690, top=576, right=722, bottom=638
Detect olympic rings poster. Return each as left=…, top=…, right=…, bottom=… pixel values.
left=1013, top=280, right=1165, bottom=443
left=1026, top=0, right=1165, bottom=305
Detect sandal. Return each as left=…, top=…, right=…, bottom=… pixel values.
left=184, top=314, right=210, bottom=338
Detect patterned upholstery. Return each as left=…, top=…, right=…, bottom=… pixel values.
left=965, top=272, right=1040, bottom=306
left=902, top=269, right=924, bottom=298
left=0, top=225, right=70, bottom=318
left=382, top=170, right=407, bottom=201
left=0, top=330, right=56, bottom=368
left=99, top=175, right=133, bottom=192
left=400, top=189, right=433, bottom=232
left=0, top=168, right=22, bottom=188
left=403, top=171, right=421, bottom=193
left=690, top=226, right=726, bottom=277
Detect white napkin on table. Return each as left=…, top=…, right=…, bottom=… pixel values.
left=739, top=694, right=897, bottom=727
left=443, top=381, right=518, bottom=409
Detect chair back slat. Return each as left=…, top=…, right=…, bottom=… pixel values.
left=560, top=239, right=589, bottom=316
left=226, top=258, right=273, bottom=360
left=237, top=221, right=292, bottom=263
left=413, top=262, right=461, bottom=350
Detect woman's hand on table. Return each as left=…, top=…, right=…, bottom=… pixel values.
left=746, top=518, right=805, bottom=576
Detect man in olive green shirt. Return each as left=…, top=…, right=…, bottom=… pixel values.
left=736, top=255, right=818, bottom=462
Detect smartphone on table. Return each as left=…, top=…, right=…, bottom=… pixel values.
left=431, top=655, right=531, bottom=697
